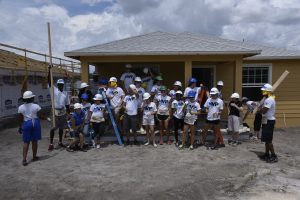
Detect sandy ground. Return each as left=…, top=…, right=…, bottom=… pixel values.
left=0, top=121, right=299, bottom=200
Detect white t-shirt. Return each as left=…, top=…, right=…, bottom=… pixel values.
left=120, top=72, right=136, bottom=90
left=246, top=101, right=258, bottom=113
left=183, top=87, right=201, bottom=101
left=151, top=84, right=161, bottom=96
left=155, top=95, right=171, bottom=115
left=106, top=87, right=125, bottom=108
left=171, top=99, right=185, bottom=119
left=142, top=76, right=153, bottom=92
left=18, top=103, right=41, bottom=121
left=89, top=103, right=106, bottom=123
left=169, top=90, right=176, bottom=99
left=263, top=97, right=276, bottom=120
left=136, top=86, right=145, bottom=108
left=204, top=98, right=224, bottom=121
left=184, top=101, right=201, bottom=125
left=53, top=86, right=69, bottom=109
left=124, top=95, right=139, bottom=116
left=142, top=102, right=157, bottom=120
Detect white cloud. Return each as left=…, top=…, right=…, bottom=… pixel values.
left=80, top=0, right=112, bottom=6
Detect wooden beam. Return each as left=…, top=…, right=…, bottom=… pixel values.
left=184, top=60, right=192, bottom=87
left=234, top=57, right=243, bottom=95
left=81, top=60, right=89, bottom=83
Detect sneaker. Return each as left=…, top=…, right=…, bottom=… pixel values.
left=32, top=156, right=39, bottom=162
left=144, top=142, right=150, bottom=146
left=189, top=145, right=194, bottom=150
left=96, top=144, right=100, bottom=149
left=178, top=144, right=184, bottom=150
left=66, top=147, right=74, bottom=152
left=175, top=142, right=179, bottom=147
left=211, top=145, right=219, bottom=150
left=259, top=153, right=270, bottom=161
left=22, top=160, right=28, bottom=166
left=228, top=139, right=233, bottom=145
left=58, top=143, right=66, bottom=148
left=237, top=141, right=242, bottom=145
left=159, top=138, right=163, bottom=145
left=267, top=155, right=278, bottom=163
left=219, top=144, right=225, bottom=148
left=48, top=144, right=54, bottom=151
left=134, top=140, right=139, bottom=145
left=167, top=140, right=172, bottom=145
left=153, top=143, right=157, bottom=148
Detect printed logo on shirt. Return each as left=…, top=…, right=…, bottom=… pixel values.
left=209, top=102, right=219, bottom=107
left=126, top=96, right=136, bottom=102
left=125, top=75, right=134, bottom=79
left=93, top=106, right=104, bottom=112
left=144, top=105, right=153, bottom=111
left=159, top=99, right=169, bottom=104
left=187, top=104, right=197, bottom=110
left=111, top=90, right=119, bottom=95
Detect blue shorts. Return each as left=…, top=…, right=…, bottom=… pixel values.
left=22, top=119, right=42, bottom=143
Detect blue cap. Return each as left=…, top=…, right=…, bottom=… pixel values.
left=99, top=78, right=108, bottom=85
left=189, top=78, right=197, bottom=84
left=187, top=90, right=196, bottom=98
left=81, top=93, right=89, bottom=100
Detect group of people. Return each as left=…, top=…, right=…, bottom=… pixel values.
left=17, top=64, right=278, bottom=166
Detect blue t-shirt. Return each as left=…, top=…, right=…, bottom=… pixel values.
left=72, top=111, right=85, bottom=126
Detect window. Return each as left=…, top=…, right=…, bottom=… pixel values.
left=242, top=64, right=272, bottom=101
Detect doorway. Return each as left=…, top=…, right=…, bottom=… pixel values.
left=192, top=65, right=215, bottom=89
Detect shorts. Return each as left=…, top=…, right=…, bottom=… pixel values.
left=22, top=119, right=42, bottom=143
left=157, top=114, right=169, bottom=121
left=206, top=120, right=220, bottom=125
left=254, top=113, right=262, bottom=132
left=261, top=120, right=275, bottom=143
left=73, top=127, right=83, bottom=138
left=123, top=114, right=138, bottom=133
left=54, top=114, right=67, bottom=130
left=143, top=117, right=155, bottom=126
left=173, top=117, right=184, bottom=131
left=92, top=122, right=105, bottom=140
left=228, top=115, right=240, bottom=132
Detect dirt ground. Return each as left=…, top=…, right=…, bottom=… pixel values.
left=0, top=121, right=299, bottom=200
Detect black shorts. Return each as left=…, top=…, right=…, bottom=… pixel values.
left=261, top=120, right=275, bottom=143
left=173, top=117, right=184, bottom=131
left=157, top=114, right=169, bottom=121
left=73, top=127, right=83, bottom=138
left=206, top=120, right=220, bottom=125
left=92, top=122, right=105, bottom=140
left=254, top=113, right=262, bottom=131
left=123, top=114, right=138, bottom=133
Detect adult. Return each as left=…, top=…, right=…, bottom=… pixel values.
left=120, top=64, right=136, bottom=91
left=151, top=75, right=163, bottom=97
left=142, top=68, right=154, bottom=93
left=259, top=84, right=278, bottom=163
left=48, top=79, right=70, bottom=151
left=135, top=77, right=146, bottom=133
left=18, top=91, right=42, bottom=166
left=242, top=97, right=260, bottom=140
left=216, top=80, right=224, bottom=100
left=78, top=82, right=93, bottom=103
left=184, top=77, right=201, bottom=101
left=228, top=93, right=243, bottom=146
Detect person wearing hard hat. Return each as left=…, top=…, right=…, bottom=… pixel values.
left=66, top=103, right=86, bottom=152
left=141, top=67, right=154, bottom=93
left=48, top=79, right=70, bottom=151
left=80, top=93, right=91, bottom=144
left=216, top=81, right=224, bottom=99
left=178, top=90, right=201, bottom=150
left=88, top=94, right=107, bottom=149
left=201, top=88, right=225, bottom=150
left=122, top=84, right=139, bottom=145
left=134, top=77, right=146, bottom=133
left=228, top=93, right=243, bottom=146
left=241, top=97, right=260, bottom=140
left=98, top=78, right=108, bottom=94
left=169, top=81, right=182, bottom=100
left=106, top=77, right=125, bottom=131
left=258, top=84, right=278, bottom=163
left=78, top=82, right=93, bottom=103
left=18, top=91, right=42, bottom=166
left=171, top=90, right=185, bottom=147
left=183, top=77, right=201, bottom=101
left=155, top=85, right=172, bottom=145
left=151, top=75, right=163, bottom=97
left=120, top=64, right=136, bottom=91
left=141, top=92, right=158, bottom=147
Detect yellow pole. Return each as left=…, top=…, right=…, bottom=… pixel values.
left=48, top=22, right=56, bottom=128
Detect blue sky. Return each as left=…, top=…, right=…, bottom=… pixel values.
left=1, top=0, right=300, bottom=61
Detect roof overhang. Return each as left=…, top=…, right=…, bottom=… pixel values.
left=245, top=56, right=300, bottom=60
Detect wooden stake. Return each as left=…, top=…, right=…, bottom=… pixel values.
left=48, top=22, right=56, bottom=128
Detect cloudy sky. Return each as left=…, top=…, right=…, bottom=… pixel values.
left=1, top=0, right=300, bottom=60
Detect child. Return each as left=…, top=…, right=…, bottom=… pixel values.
left=228, top=93, right=243, bottom=146
left=81, top=93, right=92, bottom=144
left=169, top=81, right=182, bottom=100
left=183, top=78, right=200, bottom=101
left=171, top=91, right=185, bottom=146
left=201, top=88, right=224, bottom=150
left=18, top=91, right=42, bottom=166
left=141, top=92, right=158, bottom=147
left=155, top=85, right=172, bottom=145
left=123, top=84, right=139, bottom=145
left=135, top=77, right=146, bottom=133
left=66, top=103, right=86, bottom=152
left=179, top=90, right=201, bottom=150
left=242, top=97, right=260, bottom=140
left=89, top=94, right=107, bottom=149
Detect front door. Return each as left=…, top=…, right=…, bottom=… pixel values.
left=192, top=66, right=215, bottom=89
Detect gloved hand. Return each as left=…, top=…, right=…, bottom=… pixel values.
left=18, top=127, right=23, bottom=134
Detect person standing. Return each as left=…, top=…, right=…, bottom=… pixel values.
left=48, top=79, right=70, bottom=151
left=135, top=77, right=146, bottom=133
left=142, top=68, right=154, bottom=93
left=171, top=91, right=185, bottom=147
left=78, top=82, right=93, bottom=103
left=259, top=84, right=278, bottom=163
left=120, top=64, right=136, bottom=91
left=242, top=97, right=260, bottom=140
left=216, top=81, right=224, bottom=100
left=183, top=78, right=201, bottom=101
left=228, top=93, right=243, bottom=146
left=151, top=75, right=163, bottom=97
left=169, top=81, right=182, bottom=100
left=18, top=91, right=42, bottom=166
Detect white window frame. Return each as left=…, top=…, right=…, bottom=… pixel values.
left=242, top=63, right=272, bottom=87
left=192, top=65, right=216, bottom=86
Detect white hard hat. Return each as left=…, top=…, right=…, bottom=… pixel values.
left=143, top=68, right=149, bottom=74
left=174, top=81, right=182, bottom=87
left=109, top=77, right=117, bottom=82
left=210, top=87, right=219, bottom=95
left=261, top=83, right=273, bottom=92
left=217, top=81, right=224, bottom=86
left=23, top=91, right=35, bottom=99
left=129, top=84, right=137, bottom=91
left=93, top=94, right=104, bottom=101
left=57, top=79, right=64, bottom=85
left=135, top=77, right=142, bottom=82
left=80, top=82, right=89, bottom=89
left=74, top=103, right=83, bottom=110
left=143, top=92, right=151, bottom=100
left=175, top=90, right=183, bottom=95
left=125, top=64, right=132, bottom=68
left=231, top=92, right=240, bottom=99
